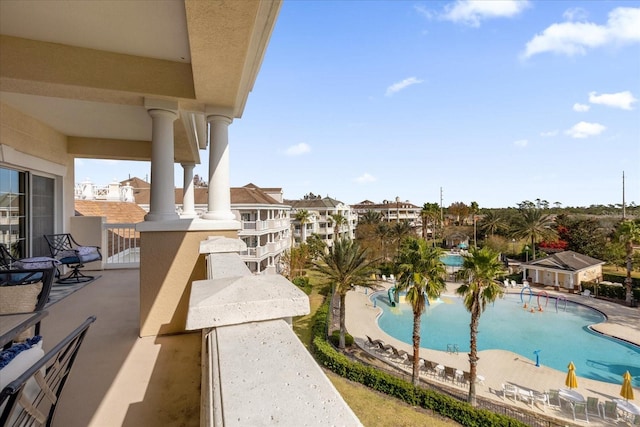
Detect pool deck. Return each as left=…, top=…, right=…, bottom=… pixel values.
left=345, top=281, right=640, bottom=426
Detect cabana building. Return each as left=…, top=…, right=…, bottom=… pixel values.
left=522, top=250, right=605, bottom=292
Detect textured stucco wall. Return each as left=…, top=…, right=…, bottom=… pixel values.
left=139, top=229, right=237, bottom=337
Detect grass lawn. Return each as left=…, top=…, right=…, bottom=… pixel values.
left=326, top=371, right=459, bottom=426
left=603, top=265, right=640, bottom=279
left=292, top=274, right=460, bottom=426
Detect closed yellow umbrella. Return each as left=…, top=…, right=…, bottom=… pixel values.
left=621, top=371, right=634, bottom=401
left=565, top=361, right=578, bottom=389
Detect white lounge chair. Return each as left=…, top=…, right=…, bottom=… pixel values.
left=510, top=280, right=518, bottom=288
left=502, top=383, right=518, bottom=400
left=581, top=289, right=593, bottom=297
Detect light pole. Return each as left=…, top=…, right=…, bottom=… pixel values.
left=525, top=245, right=530, bottom=262
left=511, top=238, right=515, bottom=255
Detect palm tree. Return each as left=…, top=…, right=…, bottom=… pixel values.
left=618, top=220, right=640, bottom=305
left=470, top=201, right=479, bottom=248
left=420, top=202, right=440, bottom=242
left=510, top=208, right=557, bottom=260
left=329, top=213, right=347, bottom=243
left=395, top=238, right=446, bottom=385
left=360, top=210, right=382, bottom=225
left=390, top=220, right=414, bottom=256
left=295, top=209, right=311, bottom=245
left=375, top=222, right=391, bottom=261
left=456, top=246, right=505, bottom=406
left=313, top=238, right=379, bottom=349
left=479, top=211, right=507, bottom=237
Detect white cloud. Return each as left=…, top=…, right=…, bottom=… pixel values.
left=355, top=173, right=376, bottom=184
left=573, top=103, right=590, bottom=112
left=540, top=130, right=559, bottom=137
left=563, top=7, right=588, bottom=22
left=589, top=91, right=637, bottom=110
left=442, top=0, right=529, bottom=27
left=385, top=77, right=423, bottom=96
left=522, top=7, right=640, bottom=58
left=414, top=4, right=435, bottom=20
left=284, top=143, right=311, bottom=156
left=514, top=139, right=528, bottom=148
left=565, top=121, right=606, bottom=138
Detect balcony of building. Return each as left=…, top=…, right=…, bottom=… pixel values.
left=35, top=237, right=360, bottom=426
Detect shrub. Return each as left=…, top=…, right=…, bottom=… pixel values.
left=292, top=276, right=312, bottom=294
left=329, top=330, right=354, bottom=347
left=602, top=273, right=640, bottom=288
left=581, top=281, right=640, bottom=302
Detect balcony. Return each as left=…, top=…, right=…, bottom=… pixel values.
left=39, top=238, right=358, bottom=426
left=41, top=268, right=201, bottom=426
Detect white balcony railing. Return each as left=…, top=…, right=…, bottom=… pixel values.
left=103, top=223, right=140, bottom=268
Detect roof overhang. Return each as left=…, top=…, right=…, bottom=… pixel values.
left=0, top=0, right=281, bottom=164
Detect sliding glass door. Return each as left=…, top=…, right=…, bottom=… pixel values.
left=0, top=166, right=55, bottom=258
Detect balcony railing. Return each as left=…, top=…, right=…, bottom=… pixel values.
left=103, top=223, right=139, bottom=268
left=187, top=237, right=361, bottom=426
left=241, top=219, right=289, bottom=232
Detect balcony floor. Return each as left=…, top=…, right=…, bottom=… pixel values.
left=41, top=269, right=201, bottom=427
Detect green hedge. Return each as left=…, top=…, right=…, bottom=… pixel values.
left=581, top=282, right=640, bottom=301
left=602, top=273, right=640, bottom=288
left=310, top=300, right=527, bottom=427
left=329, top=330, right=354, bottom=347
left=292, top=276, right=313, bottom=295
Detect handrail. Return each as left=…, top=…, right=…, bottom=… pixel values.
left=102, top=223, right=139, bottom=268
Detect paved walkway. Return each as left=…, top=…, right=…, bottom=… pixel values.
left=344, top=281, right=640, bottom=427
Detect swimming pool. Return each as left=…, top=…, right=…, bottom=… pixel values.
left=440, top=254, right=463, bottom=267
left=375, top=292, right=640, bottom=387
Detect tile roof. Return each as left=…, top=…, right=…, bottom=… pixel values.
left=285, top=196, right=345, bottom=209
left=172, top=184, right=282, bottom=205
left=525, top=250, right=604, bottom=271
left=112, top=179, right=283, bottom=206
left=351, top=200, right=419, bottom=210
left=75, top=200, right=147, bottom=223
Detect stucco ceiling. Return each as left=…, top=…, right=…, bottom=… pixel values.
left=0, top=0, right=281, bottom=163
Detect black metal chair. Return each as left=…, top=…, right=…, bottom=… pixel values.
left=0, top=244, right=18, bottom=270
left=44, top=234, right=102, bottom=284
left=0, top=316, right=96, bottom=426
left=1, top=244, right=59, bottom=274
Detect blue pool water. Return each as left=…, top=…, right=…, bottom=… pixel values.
left=441, top=254, right=463, bottom=267
left=375, top=292, right=640, bottom=387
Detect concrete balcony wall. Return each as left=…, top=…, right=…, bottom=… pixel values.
left=137, top=225, right=238, bottom=337
left=187, top=237, right=362, bottom=427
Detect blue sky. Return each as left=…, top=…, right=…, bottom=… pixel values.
left=76, top=0, right=640, bottom=209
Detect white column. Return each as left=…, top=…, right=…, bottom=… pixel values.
left=145, top=108, right=179, bottom=221
left=181, top=163, right=197, bottom=218
left=203, top=115, right=236, bottom=221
